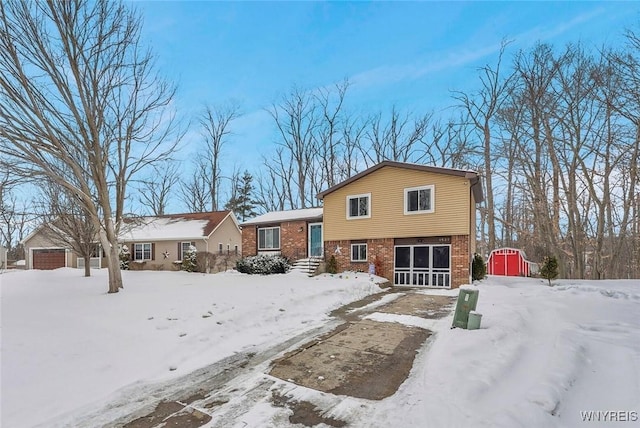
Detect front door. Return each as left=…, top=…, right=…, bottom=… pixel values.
left=308, top=223, right=323, bottom=258
left=394, top=244, right=451, bottom=287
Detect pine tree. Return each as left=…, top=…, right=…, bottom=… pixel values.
left=225, top=170, right=258, bottom=221
left=326, top=255, right=338, bottom=274
left=540, top=255, right=559, bottom=286
left=181, top=245, right=197, bottom=272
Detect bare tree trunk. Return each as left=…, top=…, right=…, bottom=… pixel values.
left=0, top=0, right=179, bottom=293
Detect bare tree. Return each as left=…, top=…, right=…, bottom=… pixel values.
left=0, top=173, right=31, bottom=259
left=359, top=107, right=431, bottom=166
left=137, top=161, right=179, bottom=216
left=35, top=180, right=99, bottom=277
left=267, top=86, right=319, bottom=209
left=453, top=40, right=514, bottom=253
left=199, top=103, right=241, bottom=211
left=0, top=0, right=180, bottom=293
left=179, top=159, right=211, bottom=213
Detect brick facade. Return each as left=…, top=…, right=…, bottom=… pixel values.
left=324, top=238, right=395, bottom=280
left=451, top=234, right=470, bottom=288
left=241, top=220, right=311, bottom=260
left=280, top=220, right=308, bottom=260
left=325, top=234, right=471, bottom=288
left=242, top=226, right=257, bottom=258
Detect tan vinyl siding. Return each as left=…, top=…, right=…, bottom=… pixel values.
left=210, top=215, right=242, bottom=255
left=323, top=166, right=472, bottom=241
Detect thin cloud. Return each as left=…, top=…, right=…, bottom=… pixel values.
left=350, top=7, right=605, bottom=91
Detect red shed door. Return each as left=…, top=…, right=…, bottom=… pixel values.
left=33, top=249, right=66, bottom=270
left=506, top=253, right=520, bottom=276
left=491, top=253, right=507, bottom=275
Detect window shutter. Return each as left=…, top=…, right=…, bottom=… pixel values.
left=177, top=243, right=181, bottom=260
left=151, top=243, right=155, bottom=260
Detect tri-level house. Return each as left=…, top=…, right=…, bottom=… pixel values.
left=241, top=161, right=483, bottom=288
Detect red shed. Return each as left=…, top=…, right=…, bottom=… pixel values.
left=487, top=248, right=533, bottom=277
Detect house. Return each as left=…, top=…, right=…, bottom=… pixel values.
left=241, top=208, right=324, bottom=260
left=241, top=161, right=483, bottom=288
left=119, top=211, right=241, bottom=271
left=22, top=225, right=85, bottom=270
left=22, top=211, right=242, bottom=271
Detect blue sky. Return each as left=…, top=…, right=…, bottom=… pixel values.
left=134, top=1, right=637, bottom=192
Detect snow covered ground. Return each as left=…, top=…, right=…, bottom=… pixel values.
left=2, top=270, right=640, bottom=427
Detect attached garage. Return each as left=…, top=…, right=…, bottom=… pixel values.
left=32, top=248, right=67, bottom=270
left=487, top=247, right=533, bottom=277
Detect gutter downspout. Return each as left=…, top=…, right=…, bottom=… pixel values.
left=203, top=238, right=210, bottom=273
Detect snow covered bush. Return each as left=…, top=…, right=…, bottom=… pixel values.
left=235, top=254, right=290, bottom=275
left=181, top=245, right=197, bottom=272
left=119, top=245, right=130, bottom=270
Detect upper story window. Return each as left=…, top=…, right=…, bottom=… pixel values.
left=404, top=185, right=434, bottom=215
left=346, top=193, right=371, bottom=219
left=258, top=226, right=280, bottom=250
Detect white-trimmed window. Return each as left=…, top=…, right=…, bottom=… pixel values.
left=351, top=243, right=367, bottom=262
left=258, top=227, right=280, bottom=250
left=404, top=185, right=434, bottom=214
left=346, top=193, right=371, bottom=219
left=179, top=242, right=194, bottom=260
left=133, top=243, right=152, bottom=261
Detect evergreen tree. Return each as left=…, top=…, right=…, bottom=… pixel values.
left=225, top=170, right=258, bottom=221
left=326, top=255, right=338, bottom=274
left=472, top=253, right=486, bottom=281
left=181, top=245, right=197, bottom=272
left=540, top=255, right=559, bottom=286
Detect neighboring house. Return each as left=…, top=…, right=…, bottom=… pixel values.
left=119, top=211, right=242, bottom=271
left=241, top=161, right=483, bottom=288
left=22, top=225, right=87, bottom=270
left=241, top=208, right=324, bottom=260
left=22, top=211, right=242, bottom=271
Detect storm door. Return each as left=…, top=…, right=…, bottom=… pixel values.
left=308, top=223, right=323, bottom=258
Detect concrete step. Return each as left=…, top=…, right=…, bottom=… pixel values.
left=291, top=258, right=322, bottom=276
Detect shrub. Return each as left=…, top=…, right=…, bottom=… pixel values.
left=195, top=252, right=217, bottom=273
left=119, top=245, right=130, bottom=270
left=181, top=245, right=197, bottom=272
left=326, top=255, right=338, bottom=274
left=236, top=254, right=290, bottom=275
left=472, top=253, right=486, bottom=281
left=540, top=255, right=559, bottom=286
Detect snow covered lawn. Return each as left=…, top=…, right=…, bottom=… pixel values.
left=0, top=268, right=383, bottom=427
left=2, top=270, right=640, bottom=427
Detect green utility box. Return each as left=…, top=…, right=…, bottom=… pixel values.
left=467, top=311, right=482, bottom=330
left=452, top=289, right=479, bottom=329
